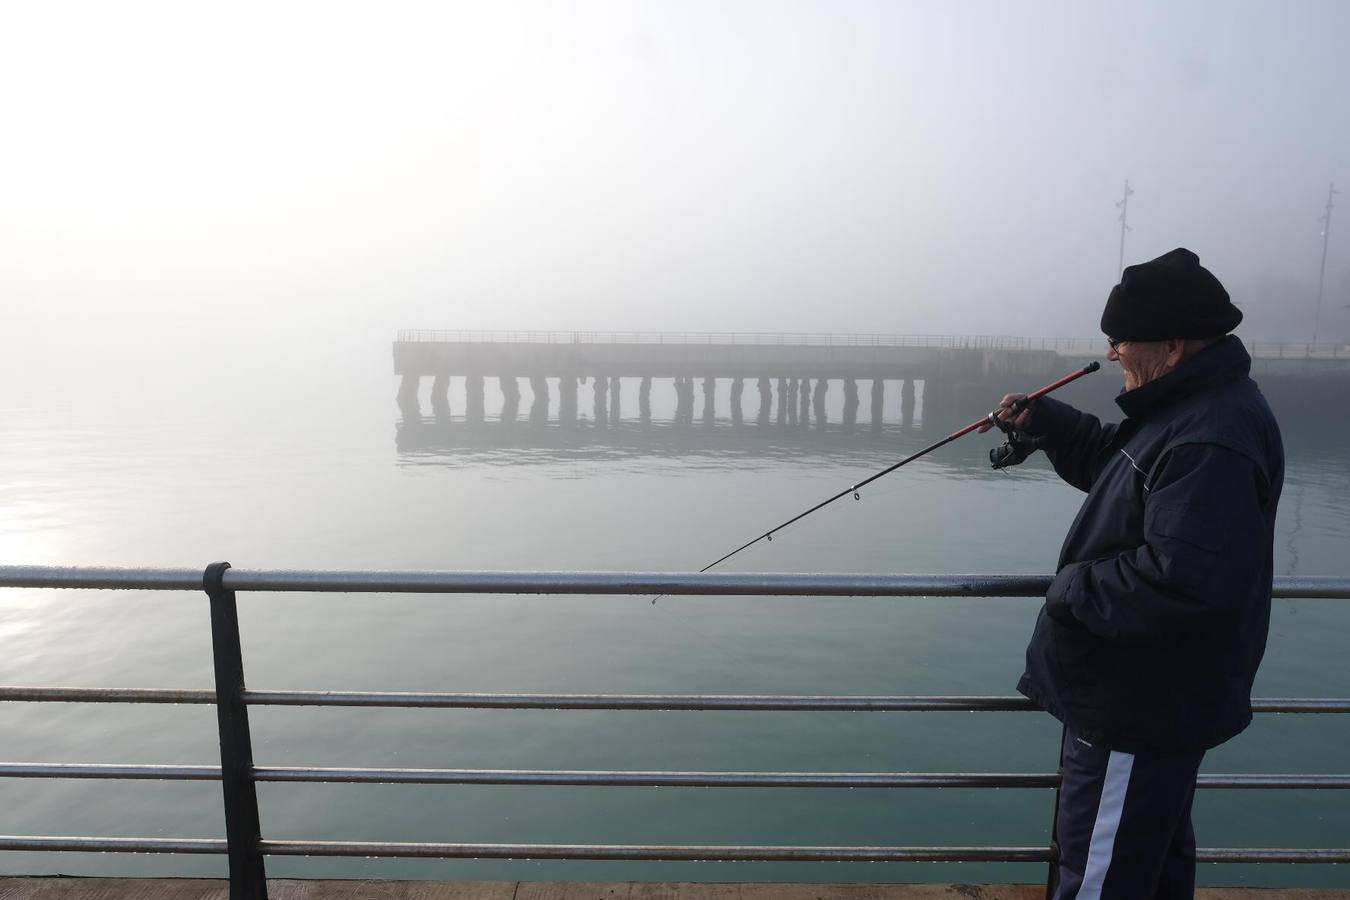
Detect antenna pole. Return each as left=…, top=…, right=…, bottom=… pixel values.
left=1116, top=179, right=1134, bottom=277
left=1314, top=181, right=1338, bottom=345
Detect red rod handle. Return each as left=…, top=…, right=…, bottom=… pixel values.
left=1025, top=360, right=1102, bottom=402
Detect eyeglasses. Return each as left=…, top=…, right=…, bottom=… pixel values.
left=1106, top=337, right=1128, bottom=352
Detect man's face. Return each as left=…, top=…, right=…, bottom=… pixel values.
left=1106, top=339, right=1178, bottom=391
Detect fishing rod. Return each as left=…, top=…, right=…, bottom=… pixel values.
left=654, top=361, right=1100, bottom=601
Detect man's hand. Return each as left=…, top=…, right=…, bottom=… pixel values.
left=977, top=393, right=1033, bottom=433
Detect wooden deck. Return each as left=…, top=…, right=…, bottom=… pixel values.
left=0, top=881, right=1346, bottom=899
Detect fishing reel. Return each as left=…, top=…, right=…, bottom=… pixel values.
left=987, top=405, right=1046, bottom=470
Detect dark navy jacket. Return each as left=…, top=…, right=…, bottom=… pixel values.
left=1018, top=336, right=1284, bottom=754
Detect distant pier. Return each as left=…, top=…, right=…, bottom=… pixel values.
left=393, top=331, right=1350, bottom=429
left=394, top=331, right=1069, bottom=427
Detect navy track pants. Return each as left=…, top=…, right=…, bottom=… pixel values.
left=1051, top=728, right=1206, bottom=900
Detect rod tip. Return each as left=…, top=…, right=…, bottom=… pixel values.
left=1086, top=361, right=1101, bottom=373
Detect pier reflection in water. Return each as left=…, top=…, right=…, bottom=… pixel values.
left=397, top=374, right=927, bottom=459
left=399, top=375, right=923, bottom=434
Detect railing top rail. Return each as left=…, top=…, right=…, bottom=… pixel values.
left=1, top=567, right=1347, bottom=598
left=4, top=762, right=1348, bottom=790
left=3, top=686, right=1346, bottom=713
left=394, top=331, right=1040, bottom=350
left=0, top=567, right=1343, bottom=598
left=393, top=330, right=1349, bottom=358
left=3, top=836, right=1348, bottom=864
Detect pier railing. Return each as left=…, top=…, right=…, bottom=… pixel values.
left=1, top=566, right=1349, bottom=898
left=394, top=330, right=1350, bottom=358
left=395, top=330, right=1040, bottom=349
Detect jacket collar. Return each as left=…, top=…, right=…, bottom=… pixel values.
left=1115, top=335, right=1251, bottom=419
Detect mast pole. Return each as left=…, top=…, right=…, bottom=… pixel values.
left=1116, top=179, right=1134, bottom=277
left=1314, top=181, right=1338, bottom=344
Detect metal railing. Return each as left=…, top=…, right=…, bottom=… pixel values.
left=394, top=330, right=1350, bottom=359
left=1, top=566, right=1349, bottom=898
left=395, top=330, right=1038, bottom=349
left=1248, top=341, right=1350, bottom=359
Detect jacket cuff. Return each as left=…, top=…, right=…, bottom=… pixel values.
left=1045, top=562, right=1085, bottom=624
left=1023, top=396, right=1080, bottom=444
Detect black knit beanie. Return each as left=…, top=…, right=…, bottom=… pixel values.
left=1100, top=248, right=1241, bottom=341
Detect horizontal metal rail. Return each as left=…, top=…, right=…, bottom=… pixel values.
left=0, top=687, right=218, bottom=704
left=0, top=764, right=220, bottom=780
left=391, top=329, right=1349, bottom=359
left=394, top=330, right=1040, bottom=350
left=268, top=841, right=1051, bottom=862
left=239, top=691, right=1349, bottom=713
left=2, top=835, right=1348, bottom=864
left=258, top=842, right=1350, bottom=864
left=2, top=567, right=1348, bottom=599
left=255, top=768, right=1054, bottom=788
left=5, top=763, right=1349, bottom=790
left=0, top=837, right=227, bottom=854
left=0, top=568, right=1051, bottom=594
left=5, top=687, right=1348, bottom=713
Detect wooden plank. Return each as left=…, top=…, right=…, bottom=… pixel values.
left=0, top=880, right=225, bottom=900
left=0, top=879, right=47, bottom=900
left=403, top=881, right=517, bottom=900
left=629, top=883, right=741, bottom=900
left=282, top=880, right=407, bottom=900
left=515, top=883, right=630, bottom=900
left=739, top=887, right=1040, bottom=900
left=266, top=881, right=319, bottom=900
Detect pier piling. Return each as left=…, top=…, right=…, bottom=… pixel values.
left=593, top=376, right=609, bottom=427
left=466, top=374, right=485, bottom=423
left=843, top=378, right=859, bottom=431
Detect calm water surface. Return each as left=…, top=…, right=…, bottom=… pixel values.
left=1, top=372, right=1348, bottom=887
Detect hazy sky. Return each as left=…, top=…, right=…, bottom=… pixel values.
left=3, top=0, right=1348, bottom=400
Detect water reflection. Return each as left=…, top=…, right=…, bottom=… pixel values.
left=393, top=373, right=1350, bottom=575
left=395, top=372, right=941, bottom=463
left=392, top=407, right=1350, bottom=570
left=395, top=416, right=941, bottom=467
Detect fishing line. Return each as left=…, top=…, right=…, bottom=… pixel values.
left=652, top=362, right=1100, bottom=603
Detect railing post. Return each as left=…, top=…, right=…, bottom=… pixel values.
left=204, top=562, right=268, bottom=899
left=1043, top=724, right=1065, bottom=900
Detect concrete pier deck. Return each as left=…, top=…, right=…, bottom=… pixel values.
left=0, top=881, right=1345, bottom=899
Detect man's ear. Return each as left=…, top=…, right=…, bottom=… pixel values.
left=1166, top=338, right=1188, bottom=367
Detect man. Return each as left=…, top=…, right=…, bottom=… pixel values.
left=985, top=248, right=1285, bottom=899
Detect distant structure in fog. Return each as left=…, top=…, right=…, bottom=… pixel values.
left=1116, top=179, right=1134, bottom=277
left=392, top=331, right=1350, bottom=445
left=1315, top=181, right=1338, bottom=343
left=392, top=331, right=1091, bottom=430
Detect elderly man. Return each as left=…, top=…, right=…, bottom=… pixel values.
left=989, top=248, right=1285, bottom=899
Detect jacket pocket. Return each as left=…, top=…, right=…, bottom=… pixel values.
left=1146, top=502, right=1228, bottom=553
left=1050, top=619, right=1107, bottom=712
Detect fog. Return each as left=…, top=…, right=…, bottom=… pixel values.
left=2, top=0, right=1348, bottom=408
left=4, top=7, right=1350, bottom=881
